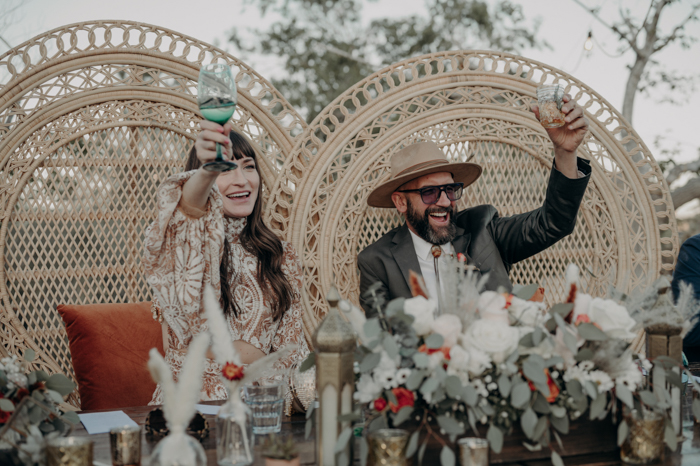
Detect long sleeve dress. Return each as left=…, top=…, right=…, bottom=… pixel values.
left=143, top=170, right=310, bottom=407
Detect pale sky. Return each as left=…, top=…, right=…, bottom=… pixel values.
left=2, top=0, right=699, bottom=216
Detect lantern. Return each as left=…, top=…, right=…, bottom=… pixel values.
left=313, top=285, right=357, bottom=466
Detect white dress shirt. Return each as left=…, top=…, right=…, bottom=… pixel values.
left=408, top=229, right=455, bottom=303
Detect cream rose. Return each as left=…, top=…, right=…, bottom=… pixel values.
left=477, top=291, right=509, bottom=324
left=403, top=296, right=436, bottom=335
left=431, top=314, right=462, bottom=347
left=508, top=297, right=546, bottom=326
left=466, top=319, right=519, bottom=364
left=587, top=297, right=637, bottom=340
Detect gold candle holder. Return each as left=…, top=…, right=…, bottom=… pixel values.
left=110, top=425, right=142, bottom=466
left=457, top=437, right=489, bottom=466
left=46, top=436, right=93, bottom=466
left=620, top=411, right=665, bottom=464
left=367, top=429, right=409, bottom=466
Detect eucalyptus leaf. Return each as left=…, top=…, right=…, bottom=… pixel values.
left=334, top=427, right=353, bottom=454
left=437, top=415, right=465, bottom=436
left=39, top=422, right=56, bottom=433
left=306, top=401, right=315, bottom=419
left=300, top=352, right=316, bottom=372
left=550, top=405, right=567, bottom=418
left=425, top=333, right=444, bottom=349
left=445, top=376, right=463, bottom=400
left=522, top=442, right=542, bottom=452
left=420, top=377, right=439, bottom=398
left=383, top=335, right=400, bottom=359
left=61, top=410, right=79, bottom=425
left=667, top=369, right=682, bottom=388
left=305, top=418, right=313, bottom=439
left=616, top=383, right=634, bottom=409
left=575, top=348, right=594, bottom=362
left=368, top=414, right=388, bottom=432
left=440, top=446, right=456, bottom=466
left=413, top=353, right=430, bottom=369
left=533, top=416, right=548, bottom=441
left=46, top=374, right=75, bottom=396
left=550, top=413, right=569, bottom=434
left=589, top=392, right=607, bottom=420
left=46, top=389, right=64, bottom=404
left=553, top=429, right=564, bottom=451
left=664, top=423, right=677, bottom=451
left=523, top=361, right=546, bottom=385
left=28, top=405, right=43, bottom=424
left=520, top=408, right=538, bottom=439
left=545, top=356, right=564, bottom=368
left=532, top=392, right=551, bottom=414
left=617, top=420, right=629, bottom=446
left=393, top=406, right=413, bottom=426
left=563, top=330, right=578, bottom=355
left=693, top=398, right=700, bottom=422
left=510, top=383, right=531, bottom=409
left=360, top=437, right=368, bottom=466
left=487, top=424, right=504, bottom=454
left=577, top=323, right=609, bottom=341
left=584, top=380, right=599, bottom=399
left=23, top=348, right=35, bottom=362
left=338, top=412, right=361, bottom=422
left=565, top=379, right=583, bottom=399
left=467, top=408, right=478, bottom=433
left=553, top=312, right=567, bottom=330
left=384, top=298, right=406, bottom=318
left=406, top=370, right=426, bottom=391
left=515, top=283, right=540, bottom=301
left=550, top=302, right=574, bottom=317
left=498, top=373, right=512, bottom=398
left=385, top=390, right=398, bottom=405
left=406, top=431, right=419, bottom=457
left=531, top=327, right=542, bottom=347
left=27, top=371, right=37, bottom=386
left=551, top=450, right=565, bottom=466
left=360, top=353, right=381, bottom=372
left=364, top=319, right=382, bottom=340
left=519, top=332, right=535, bottom=348
left=418, top=440, right=428, bottom=465
left=34, top=370, right=49, bottom=382
left=463, top=385, right=478, bottom=407
left=0, top=398, right=14, bottom=412
left=639, top=390, right=657, bottom=408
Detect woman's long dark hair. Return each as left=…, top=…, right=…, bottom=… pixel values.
left=185, top=131, right=294, bottom=321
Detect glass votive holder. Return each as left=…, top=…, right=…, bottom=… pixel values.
left=110, top=425, right=142, bottom=466
left=536, top=84, right=566, bottom=128
left=46, top=436, right=93, bottom=466
left=367, top=429, right=409, bottom=466
left=457, top=437, right=489, bottom=466
left=620, top=410, right=665, bottom=464
left=243, top=383, right=284, bottom=434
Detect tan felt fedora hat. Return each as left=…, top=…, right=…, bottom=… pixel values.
left=367, top=141, right=482, bottom=208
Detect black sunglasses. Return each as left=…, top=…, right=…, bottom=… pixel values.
left=397, top=183, right=464, bottom=205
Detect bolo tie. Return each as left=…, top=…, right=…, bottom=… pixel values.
left=431, top=245, right=444, bottom=315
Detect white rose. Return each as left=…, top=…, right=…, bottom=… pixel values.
left=466, top=319, right=519, bottom=364
left=404, top=296, right=436, bottom=335
left=354, top=374, right=381, bottom=403
left=431, top=314, right=462, bottom=347
left=587, top=297, right=637, bottom=340
left=509, top=297, right=546, bottom=326
left=477, top=291, right=509, bottom=324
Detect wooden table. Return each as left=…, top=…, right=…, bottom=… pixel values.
left=73, top=401, right=700, bottom=465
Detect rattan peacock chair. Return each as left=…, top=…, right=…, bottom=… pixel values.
left=0, top=21, right=306, bottom=406
left=266, top=50, right=680, bottom=343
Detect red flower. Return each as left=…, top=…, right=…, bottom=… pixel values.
left=457, top=253, right=467, bottom=263
left=525, top=368, right=560, bottom=403
left=222, top=362, right=245, bottom=381
left=418, top=344, right=451, bottom=360
left=389, top=388, right=415, bottom=413
left=0, top=409, right=11, bottom=424
left=373, top=398, right=387, bottom=412
left=503, top=293, right=513, bottom=309
left=575, top=314, right=591, bottom=325
left=13, top=388, right=29, bottom=403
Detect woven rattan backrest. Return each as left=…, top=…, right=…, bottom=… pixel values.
left=267, top=51, right=679, bottom=338
left=0, top=21, right=305, bottom=405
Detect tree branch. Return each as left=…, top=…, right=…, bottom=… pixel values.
left=672, top=177, right=700, bottom=209
left=666, top=157, right=700, bottom=185
left=570, top=0, right=639, bottom=53
left=653, top=3, right=700, bottom=52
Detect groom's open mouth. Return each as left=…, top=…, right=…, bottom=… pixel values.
left=427, top=209, right=450, bottom=227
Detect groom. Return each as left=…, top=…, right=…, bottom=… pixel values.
left=357, top=94, right=591, bottom=316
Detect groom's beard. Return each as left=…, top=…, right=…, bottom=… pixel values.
left=405, top=199, right=457, bottom=245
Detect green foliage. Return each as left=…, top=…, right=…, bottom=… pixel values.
left=232, top=0, right=547, bottom=122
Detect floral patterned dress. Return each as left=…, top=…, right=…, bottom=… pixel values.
left=143, top=171, right=310, bottom=407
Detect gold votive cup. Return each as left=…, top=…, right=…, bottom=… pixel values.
left=46, top=436, right=93, bottom=466
left=620, top=411, right=665, bottom=464
left=367, top=429, right=410, bottom=466
left=110, top=425, right=142, bottom=466
left=458, top=437, right=489, bottom=466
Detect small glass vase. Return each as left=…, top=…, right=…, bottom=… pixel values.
left=216, top=398, right=254, bottom=466
left=148, top=429, right=206, bottom=466
left=367, top=429, right=409, bottom=466
left=620, top=411, right=665, bottom=464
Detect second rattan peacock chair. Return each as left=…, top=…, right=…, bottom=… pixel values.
left=266, top=50, right=679, bottom=341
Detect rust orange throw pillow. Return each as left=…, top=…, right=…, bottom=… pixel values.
left=57, top=302, right=163, bottom=410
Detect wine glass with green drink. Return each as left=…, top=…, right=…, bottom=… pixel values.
left=198, top=63, right=238, bottom=171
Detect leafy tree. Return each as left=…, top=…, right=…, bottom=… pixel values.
left=231, top=0, right=547, bottom=122
left=573, top=0, right=700, bottom=210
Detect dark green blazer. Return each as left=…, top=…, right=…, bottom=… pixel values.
left=357, top=158, right=591, bottom=316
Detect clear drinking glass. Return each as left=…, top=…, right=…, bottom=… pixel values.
left=216, top=400, right=254, bottom=466
left=243, top=383, right=284, bottom=434
left=197, top=63, right=238, bottom=172
left=536, top=84, right=566, bottom=129
left=620, top=410, right=665, bottom=464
